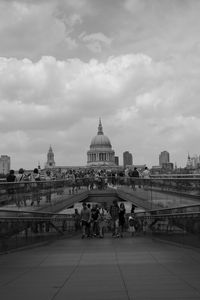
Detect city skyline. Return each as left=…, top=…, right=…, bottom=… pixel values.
left=0, top=1, right=200, bottom=169
left=2, top=142, right=197, bottom=171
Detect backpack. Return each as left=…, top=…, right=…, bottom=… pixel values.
left=132, top=170, right=139, bottom=177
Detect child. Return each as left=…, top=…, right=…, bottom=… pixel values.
left=128, top=215, right=136, bottom=237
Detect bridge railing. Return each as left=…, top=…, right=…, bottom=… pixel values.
left=0, top=209, right=75, bottom=253
left=0, top=179, right=88, bottom=209
left=133, top=206, right=200, bottom=248
left=1, top=176, right=200, bottom=210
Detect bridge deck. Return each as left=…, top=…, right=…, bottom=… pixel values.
left=1, top=234, right=200, bottom=300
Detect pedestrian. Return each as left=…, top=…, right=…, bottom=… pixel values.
left=130, top=167, right=140, bottom=190
left=109, top=200, right=119, bottom=237
left=119, top=203, right=126, bottom=238
left=98, top=206, right=108, bottom=238
left=128, top=215, right=136, bottom=237
left=67, top=170, right=76, bottom=194
left=86, top=203, right=92, bottom=237
left=30, top=168, right=41, bottom=207
left=80, top=202, right=91, bottom=239
left=15, top=168, right=27, bottom=207
left=131, top=204, right=136, bottom=214
left=6, top=170, right=16, bottom=206
left=142, top=219, right=148, bottom=235
left=45, top=170, right=52, bottom=203
left=74, top=208, right=81, bottom=231
left=91, top=204, right=100, bottom=237
left=142, top=166, right=150, bottom=189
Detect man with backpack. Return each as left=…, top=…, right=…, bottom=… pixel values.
left=129, top=167, right=140, bottom=190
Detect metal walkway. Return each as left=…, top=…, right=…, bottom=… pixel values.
left=1, top=233, right=200, bottom=300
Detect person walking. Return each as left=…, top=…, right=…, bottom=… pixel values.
left=131, top=204, right=136, bottom=214
left=80, top=202, right=91, bottom=239
left=15, top=168, right=27, bottom=207
left=86, top=203, right=92, bottom=237
left=98, top=207, right=107, bottom=238
left=91, top=204, right=100, bottom=237
left=45, top=170, right=52, bottom=203
left=74, top=208, right=81, bottom=232
left=30, top=168, right=41, bottom=207
left=128, top=215, right=136, bottom=237
left=119, top=203, right=126, bottom=238
left=6, top=170, right=16, bottom=206
left=109, top=200, right=119, bottom=237
left=142, top=166, right=150, bottom=189
left=130, top=167, right=140, bottom=190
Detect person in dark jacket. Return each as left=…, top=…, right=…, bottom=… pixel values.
left=6, top=170, right=16, bottom=206
left=6, top=170, right=16, bottom=182
left=119, top=203, right=126, bottom=238
left=129, top=167, right=140, bottom=190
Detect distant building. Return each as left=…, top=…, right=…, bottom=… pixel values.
left=162, top=162, right=174, bottom=171
left=186, top=154, right=200, bottom=169
left=151, top=165, right=162, bottom=174
left=123, top=151, right=133, bottom=168
left=114, top=156, right=119, bottom=166
left=159, top=151, right=170, bottom=167
left=45, top=146, right=56, bottom=169
left=0, top=155, right=10, bottom=174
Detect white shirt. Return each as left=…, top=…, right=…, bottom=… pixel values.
left=142, top=169, right=150, bottom=178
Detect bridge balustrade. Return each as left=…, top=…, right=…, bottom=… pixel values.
left=1, top=176, right=200, bottom=210
left=0, top=209, right=75, bottom=253
left=134, top=208, right=200, bottom=248
left=0, top=175, right=200, bottom=252
left=0, top=179, right=88, bottom=208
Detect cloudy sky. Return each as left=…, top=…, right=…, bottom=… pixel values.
left=1, top=0, right=200, bottom=169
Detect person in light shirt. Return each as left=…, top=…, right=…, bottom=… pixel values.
left=142, top=167, right=150, bottom=189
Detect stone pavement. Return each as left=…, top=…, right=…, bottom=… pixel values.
left=0, top=234, right=200, bottom=300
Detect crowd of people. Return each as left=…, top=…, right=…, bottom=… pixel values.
left=75, top=200, right=145, bottom=239
left=6, top=166, right=150, bottom=185
left=6, top=167, right=54, bottom=207
left=5, top=166, right=151, bottom=207
left=62, top=166, right=151, bottom=192
left=4, top=166, right=150, bottom=236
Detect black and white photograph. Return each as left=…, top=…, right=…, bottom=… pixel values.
left=0, top=1, right=200, bottom=299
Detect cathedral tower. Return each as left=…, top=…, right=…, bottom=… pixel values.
left=45, top=146, right=56, bottom=168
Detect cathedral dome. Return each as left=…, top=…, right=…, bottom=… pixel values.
left=90, top=119, right=112, bottom=149
left=87, top=119, right=115, bottom=166
left=90, top=134, right=111, bottom=148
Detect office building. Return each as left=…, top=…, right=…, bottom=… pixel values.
left=159, top=151, right=170, bottom=166
left=0, top=155, right=10, bottom=174
left=123, top=151, right=133, bottom=168
left=114, top=156, right=119, bottom=166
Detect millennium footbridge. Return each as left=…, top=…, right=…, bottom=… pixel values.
left=0, top=175, right=200, bottom=299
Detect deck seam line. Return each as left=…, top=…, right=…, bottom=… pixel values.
left=114, top=244, right=132, bottom=300
left=51, top=245, right=86, bottom=300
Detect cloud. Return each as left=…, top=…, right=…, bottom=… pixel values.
left=79, top=32, right=112, bottom=53
left=0, top=53, right=171, bottom=167
left=124, top=0, right=145, bottom=13
left=1, top=0, right=200, bottom=168
left=0, top=50, right=198, bottom=168
left=0, top=1, right=85, bottom=60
